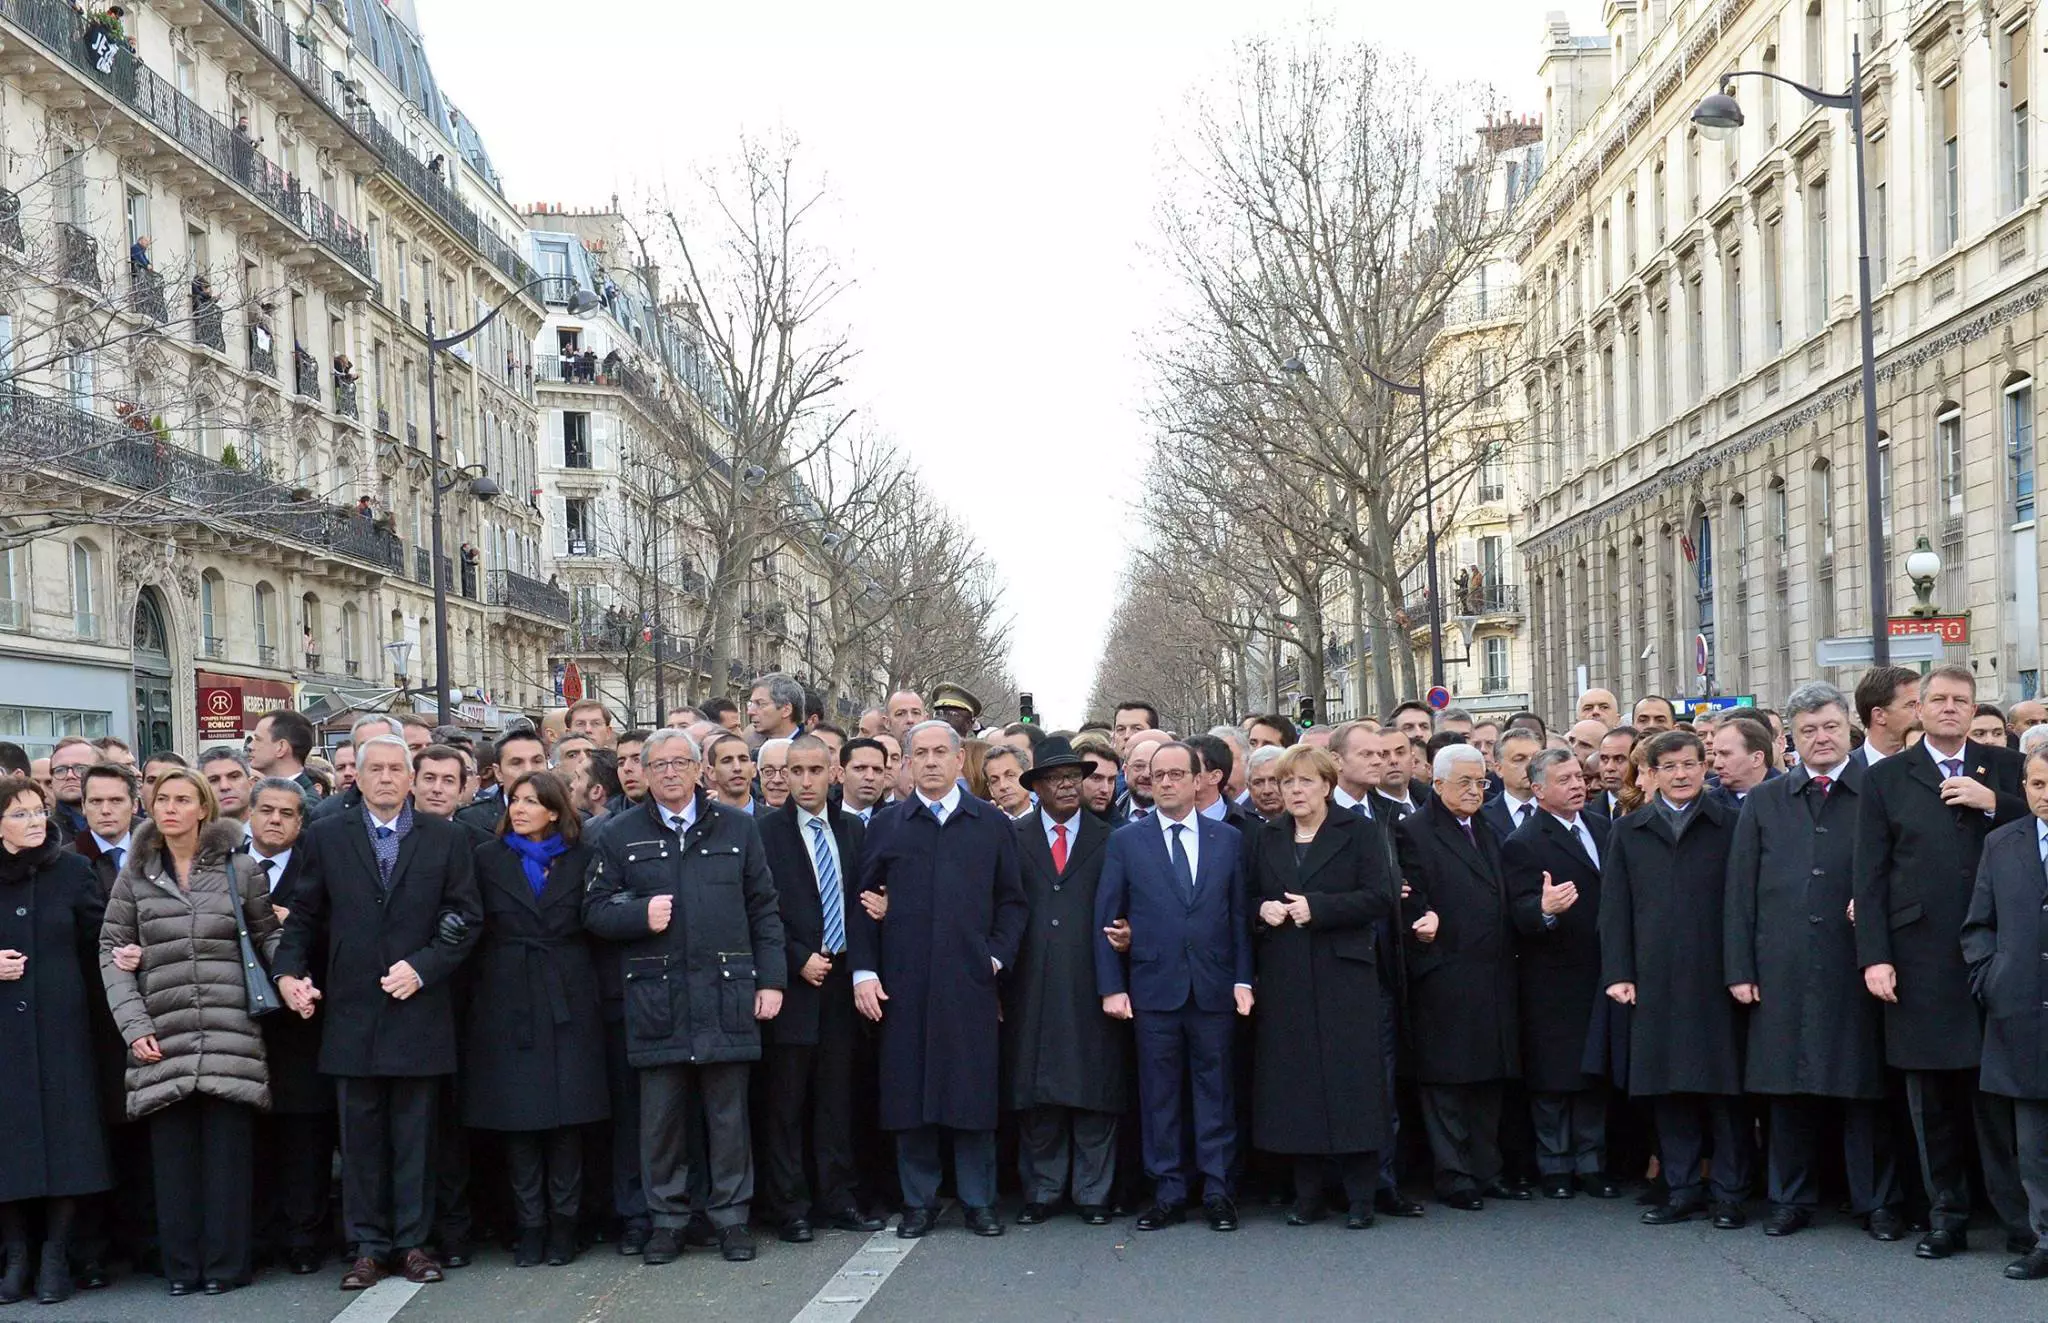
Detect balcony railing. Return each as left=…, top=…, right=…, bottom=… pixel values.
left=0, top=189, right=22, bottom=251
left=58, top=221, right=99, bottom=289
left=255, top=643, right=278, bottom=667
left=375, top=405, right=392, bottom=435
left=193, top=294, right=225, bottom=351
left=414, top=546, right=432, bottom=585
left=0, top=388, right=405, bottom=573
left=1481, top=675, right=1513, bottom=694
left=302, top=651, right=320, bottom=672
left=248, top=326, right=276, bottom=377
left=293, top=348, right=319, bottom=398
left=1454, top=581, right=1523, bottom=615
left=1441, top=284, right=1527, bottom=328
left=335, top=378, right=359, bottom=419
left=487, top=569, right=572, bottom=624
left=345, top=107, right=539, bottom=291
left=343, top=658, right=360, bottom=677
left=129, top=267, right=166, bottom=322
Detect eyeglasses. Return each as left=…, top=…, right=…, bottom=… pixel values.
left=49, top=765, right=88, bottom=778
left=1152, top=768, right=1192, bottom=783
left=645, top=759, right=696, bottom=775
left=3, top=809, right=49, bottom=823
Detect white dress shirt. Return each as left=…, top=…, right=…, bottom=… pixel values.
left=1547, top=812, right=1598, bottom=869
left=795, top=805, right=840, bottom=884
left=1156, top=807, right=1200, bottom=881
left=249, top=846, right=293, bottom=892
left=1043, top=809, right=1082, bottom=855
left=1197, top=796, right=1229, bottom=821
left=91, top=830, right=131, bottom=859
left=656, top=796, right=698, bottom=836
left=1332, top=784, right=1374, bottom=818
left=1500, top=792, right=1537, bottom=830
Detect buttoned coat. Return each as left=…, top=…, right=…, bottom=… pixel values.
left=1962, top=816, right=2048, bottom=1099
left=1395, top=800, right=1519, bottom=1085
left=1502, top=810, right=1614, bottom=1093
left=757, top=803, right=864, bottom=1048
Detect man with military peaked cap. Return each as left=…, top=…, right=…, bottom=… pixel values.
left=932, top=684, right=983, bottom=737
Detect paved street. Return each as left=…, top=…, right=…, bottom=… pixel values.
left=14, top=1195, right=2045, bottom=1323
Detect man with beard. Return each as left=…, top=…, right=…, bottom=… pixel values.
left=1079, top=743, right=1121, bottom=820
left=45, top=737, right=99, bottom=843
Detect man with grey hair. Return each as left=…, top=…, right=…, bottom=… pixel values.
left=984, top=744, right=1034, bottom=819
left=1727, top=680, right=1901, bottom=1239
left=748, top=674, right=806, bottom=742
left=1395, top=742, right=1521, bottom=1209
left=757, top=737, right=795, bottom=811
left=1244, top=745, right=1285, bottom=820
left=1480, top=727, right=1546, bottom=840
left=313, top=715, right=405, bottom=820
left=2021, top=723, right=2048, bottom=758
left=1206, top=726, right=1252, bottom=804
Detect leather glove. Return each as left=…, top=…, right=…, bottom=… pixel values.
left=435, top=909, right=470, bottom=947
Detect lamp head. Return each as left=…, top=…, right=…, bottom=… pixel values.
left=468, top=474, right=501, bottom=500
left=1693, top=88, right=1744, bottom=141
left=1905, top=534, right=1942, bottom=584
left=565, top=289, right=603, bottom=316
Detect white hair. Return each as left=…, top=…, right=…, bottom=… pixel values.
left=1247, top=745, right=1285, bottom=768
left=357, top=734, right=410, bottom=762
left=2020, top=724, right=2048, bottom=757
left=758, top=737, right=794, bottom=760
left=906, top=719, right=962, bottom=752
left=641, top=728, right=701, bottom=763
left=350, top=714, right=403, bottom=745
left=1432, top=744, right=1487, bottom=780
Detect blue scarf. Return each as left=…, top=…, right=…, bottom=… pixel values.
left=504, top=832, right=568, bottom=897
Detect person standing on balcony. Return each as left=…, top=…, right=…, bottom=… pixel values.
left=128, top=235, right=149, bottom=273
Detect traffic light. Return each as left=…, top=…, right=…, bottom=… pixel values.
left=1019, top=692, right=1037, bottom=725
left=1297, top=696, right=1316, bottom=730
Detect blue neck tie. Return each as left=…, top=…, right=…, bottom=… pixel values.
left=1348, top=801, right=1368, bottom=819
left=375, top=825, right=394, bottom=841
left=810, top=818, right=846, bottom=956
left=1170, top=823, right=1195, bottom=899
left=107, top=845, right=124, bottom=872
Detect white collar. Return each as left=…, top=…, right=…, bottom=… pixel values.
left=1333, top=784, right=1370, bottom=813
left=1547, top=810, right=1585, bottom=833
left=1924, top=738, right=1969, bottom=772
left=795, top=804, right=831, bottom=833
left=251, top=844, right=292, bottom=870
left=1809, top=760, right=1851, bottom=782
left=656, top=797, right=696, bottom=831
left=1155, top=806, right=1198, bottom=832
left=93, top=831, right=131, bottom=855
left=917, top=784, right=963, bottom=818
left=367, top=810, right=402, bottom=833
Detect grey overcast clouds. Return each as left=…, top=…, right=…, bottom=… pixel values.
left=420, top=0, right=1602, bottom=727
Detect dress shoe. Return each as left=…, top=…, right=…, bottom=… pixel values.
left=1374, top=1190, right=1426, bottom=1218
left=2009, top=1232, right=2041, bottom=1255
left=1641, top=1198, right=1706, bottom=1226
left=1442, top=1192, right=1485, bottom=1212
left=34, top=1243, right=70, bottom=1305
left=1541, top=1175, right=1575, bottom=1200
left=720, top=1226, right=757, bottom=1262
left=1764, top=1206, right=1811, bottom=1237
left=339, top=1256, right=384, bottom=1291
left=897, top=1208, right=940, bottom=1239
left=642, top=1228, right=683, bottom=1265
left=1482, top=1179, right=1534, bottom=1202
left=1636, top=1177, right=1670, bottom=1206
left=1016, top=1202, right=1054, bottom=1226
left=202, top=1279, right=232, bottom=1296
left=1866, top=1208, right=1905, bottom=1242
left=1916, top=1227, right=1967, bottom=1259
left=2006, top=1249, right=2048, bottom=1280
left=1077, top=1205, right=1112, bottom=1225
left=1204, top=1196, right=1239, bottom=1232
left=617, top=1223, right=650, bottom=1256
left=1580, top=1175, right=1624, bottom=1199
left=167, top=1280, right=200, bottom=1297
left=76, top=1258, right=109, bottom=1289
left=1711, top=1204, right=1748, bottom=1230
left=1135, top=1202, right=1186, bottom=1231
left=1286, top=1203, right=1326, bottom=1226
left=438, top=1241, right=470, bottom=1269
left=545, top=1215, right=577, bottom=1267
left=780, top=1218, right=815, bottom=1244
left=829, top=1208, right=886, bottom=1233
left=399, top=1249, right=444, bottom=1284
left=965, top=1207, right=1003, bottom=1237
left=287, top=1248, right=323, bottom=1275
left=1345, top=1202, right=1375, bottom=1230
left=514, top=1227, right=546, bottom=1267
left=684, top=1216, right=720, bottom=1249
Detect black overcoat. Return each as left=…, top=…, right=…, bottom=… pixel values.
left=1598, top=797, right=1743, bottom=1097
left=1852, top=741, right=2026, bottom=1070
left=262, top=849, right=331, bottom=1115
left=1502, top=810, right=1615, bottom=1093
left=757, top=804, right=865, bottom=1048
left=1725, top=763, right=1885, bottom=1098
left=0, top=840, right=112, bottom=1201
left=272, top=806, right=483, bottom=1078
left=70, top=830, right=133, bottom=1125
left=1961, top=816, right=2048, bottom=1100
left=846, top=793, right=1028, bottom=1133
left=1395, top=800, right=1518, bottom=1085
left=1250, top=810, right=1392, bottom=1154
left=1002, top=809, right=1129, bottom=1116
left=463, top=838, right=609, bottom=1130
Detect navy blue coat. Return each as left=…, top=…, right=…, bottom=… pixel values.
left=1962, top=816, right=2048, bottom=1099
left=1093, top=813, right=1252, bottom=1015
left=846, top=793, right=1027, bottom=1133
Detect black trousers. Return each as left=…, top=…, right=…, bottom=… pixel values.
left=897, top=1127, right=996, bottom=1209
left=1654, top=1094, right=1753, bottom=1206
left=505, top=1129, right=582, bottom=1228
left=433, top=1076, right=472, bottom=1248
left=1292, top=1153, right=1377, bottom=1209
left=1017, top=1107, right=1119, bottom=1206
left=1418, top=1082, right=1504, bottom=1197
left=641, top=1062, right=752, bottom=1230
left=1766, top=1095, right=1900, bottom=1214
left=601, top=1015, right=647, bottom=1228
left=336, top=1076, right=439, bottom=1260
left=254, top=1112, right=335, bottom=1252
left=1376, top=990, right=1402, bottom=1193
left=1906, top=1068, right=2026, bottom=1235
left=1530, top=1087, right=1609, bottom=1177
left=151, top=1095, right=255, bottom=1286
left=762, top=988, right=858, bottom=1222
left=76, top=1120, right=154, bottom=1266
left=2013, top=1099, right=2048, bottom=1243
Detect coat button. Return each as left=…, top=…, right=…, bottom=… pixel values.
left=1814, top=826, right=1827, bottom=834
left=13, top=1001, right=23, bottom=1012
left=1050, top=918, right=1061, bottom=927
left=12, top=907, right=22, bottom=917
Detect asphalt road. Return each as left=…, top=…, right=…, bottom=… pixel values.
left=12, top=1195, right=2046, bottom=1323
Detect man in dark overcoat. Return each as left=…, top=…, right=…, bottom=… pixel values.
left=1598, top=728, right=1752, bottom=1227
left=1396, top=743, right=1522, bottom=1210
left=756, top=735, right=881, bottom=1243
left=274, top=735, right=482, bottom=1291
left=1004, top=738, right=1129, bottom=1225
left=1961, top=747, right=2048, bottom=1281
left=849, top=721, right=1028, bottom=1240
left=1725, top=682, right=1900, bottom=1239
left=1853, top=664, right=2029, bottom=1260
left=1502, top=747, right=1618, bottom=1199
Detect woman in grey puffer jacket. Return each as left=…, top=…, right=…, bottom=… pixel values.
left=100, top=769, right=280, bottom=1297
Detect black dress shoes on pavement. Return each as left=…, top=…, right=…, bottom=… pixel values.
left=1866, top=1208, right=1905, bottom=1242
left=1916, top=1227, right=1967, bottom=1259
left=2006, top=1249, right=2048, bottom=1280
left=1374, top=1190, right=1426, bottom=1218
left=965, top=1207, right=1003, bottom=1237
left=1764, top=1207, right=1811, bottom=1237
left=1286, top=1203, right=1326, bottom=1226
left=684, top=1216, right=720, bottom=1249
left=1482, top=1180, right=1534, bottom=1202
left=1580, top=1175, right=1624, bottom=1199
left=1345, top=1202, right=1375, bottom=1230
left=1442, top=1191, right=1485, bottom=1212
left=830, top=1208, right=886, bottom=1233
left=2007, top=1232, right=2040, bottom=1255
left=617, top=1223, right=651, bottom=1257
left=287, top=1248, right=323, bottom=1275
left=779, top=1219, right=814, bottom=1244
left=642, top=1228, right=683, bottom=1266
left=1642, top=1198, right=1706, bottom=1225
left=1204, top=1197, right=1239, bottom=1232
left=1136, top=1202, right=1186, bottom=1231
left=898, top=1208, right=940, bottom=1239
left=1711, top=1204, right=1748, bottom=1230
left=1077, top=1205, right=1112, bottom=1225
left=1016, top=1203, right=1054, bottom=1226
left=719, top=1227, right=756, bottom=1262
left=1541, top=1176, right=1575, bottom=1200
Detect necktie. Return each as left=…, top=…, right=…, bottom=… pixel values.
left=375, top=826, right=394, bottom=840
left=1813, top=775, right=1832, bottom=796
left=1051, top=821, right=1068, bottom=872
left=107, top=845, right=124, bottom=872
left=1576, top=823, right=1598, bottom=868
left=809, top=819, right=845, bottom=955
left=930, top=802, right=946, bottom=826
left=666, top=812, right=685, bottom=835
left=1514, top=803, right=1530, bottom=828
left=1348, top=801, right=1369, bottom=819
left=1169, top=823, right=1195, bottom=899
left=258, top=857, right=275, bottom=882
left=1460, top=819, right=1477, bottom=847
left=1941, top=758, right=1963, bottom=781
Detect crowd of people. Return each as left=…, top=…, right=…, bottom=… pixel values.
left=2, top=665, right=2048, bottom=1304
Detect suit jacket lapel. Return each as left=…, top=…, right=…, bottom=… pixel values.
left=1019, top=811, right=1059, bottom=885
left=1069, top=812, right=1108, bottom=873
left=1296, top=816, right=1346, bottom=885
left=1543, top=812, right=1595, bottom=874
left=343, top=816, right=380, bottom=896
left=1904, top=745, right=1946, bottom=797
left=385, top=826, right=421, bottom=898
left=1431, top=803, right=1485, bottom=873
left=1191, top=817, right=1221, bottom=900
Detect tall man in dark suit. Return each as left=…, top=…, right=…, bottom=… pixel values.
left=1961, top=747, right=2048, bottom=1280
left=1727, top=682, right=1901, bottom=1239
left=1502, top=747, right=1618, bottom=1200
left=1397, top=744, right=1523, bottom=1210
left=274, top=735, right=482, bottom=1291
left=1854, top=665, right=2030, bottom=1260
left=1480, top=728, right=1544, bottom=840
left=756, top=735, right=881, bottom=1244
left=1006, top=738, right=1129, bottom=1225
left=849, top=721, right=1029, bottom=1239
left=1096, top=741, right=1253, bottom=1232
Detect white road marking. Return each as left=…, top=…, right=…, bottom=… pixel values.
left=330, top=1275, right=423, bottom=1323
left=789, top=1226, right=925, bottom=1322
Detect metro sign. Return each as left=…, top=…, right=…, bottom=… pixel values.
left=1887, top=615, right=1969, bottom=645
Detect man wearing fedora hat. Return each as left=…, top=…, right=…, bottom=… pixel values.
left=1003, top=738, right=1130, bottom=1224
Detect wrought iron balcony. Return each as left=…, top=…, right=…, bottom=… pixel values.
left=293, top=348, right=319, bottom=398
left=487, top=569, right=572, bottom=624
left=256, top=643, right=278, bottom=667
left=248, top=326, right=276, bottom=377
left=1453, top=581, right=1523, bottom=616
left=335, top=378, right=359, bottom=419
left=345, top=107, right=539, bottom=291
left=414, top=546, right=432, bottom=585
left=192, top=294, right=225, bottom=352
left=201, top=635, right=226, bottom=659
left=58, top=222, right=99, bottom=290
left=129, top=267, right=167, bottom=322
left=0, top=189, right=21, bottom=251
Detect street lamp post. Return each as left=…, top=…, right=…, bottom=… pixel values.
left=1282, top=352, right=1445, bottom=689
left=422, top=271, right=601, bottom=724
left=1693, top=35, right=1887, bottom=666
left=647, top=485, right=690, bottom=719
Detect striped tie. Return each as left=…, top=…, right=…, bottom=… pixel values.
left=811, top=818, right=846, bottom=955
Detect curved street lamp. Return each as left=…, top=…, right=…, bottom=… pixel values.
left=1691, top=36, right=1887, bottom=665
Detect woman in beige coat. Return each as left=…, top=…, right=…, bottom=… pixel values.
left=100, top=769, right=280, bottom=1297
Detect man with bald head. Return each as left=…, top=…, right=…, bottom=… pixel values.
left=1567, top=720, right=1608, bottom=766
left=1578, top=690, right=1620, bottom=728
left=2008, top=700, right=2048, bottom=743
left=1632, top=695, right=1678, bottom=734
left=886, top=691, right=928, bottom=742
left=1115, top=737, right=1164, bottom=824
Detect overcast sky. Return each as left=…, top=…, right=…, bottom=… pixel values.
left=421, top=0, right=1602, bottom=727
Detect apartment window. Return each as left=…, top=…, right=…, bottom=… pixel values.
left=1482, top=635, right=1509, bottom=692
left=1805, top=2, right=1825, bottom=88
left=565, top=498, right=594, bottom=553
left=124, top=190, right=148, bottom=249
left=1478, top=446, right=1505, bottom=503
left=1724, top=249, right=1744, bottom=379
left=71, top=540, right=98, bottom=638
left=1807, top=182, right=1830, bottom=331
left=67, top=347, right=94, bottom=411
left=562, top=411, right=591, bottom=468
left=340, top=603, right=360, bottom=673
left=1939, top=78, right=1960, bottom=249
left=1877, top=434, right=1894, bottom=536
left=1869, top=130, right=1890, bottom=284
left=1600, top=346, right=1616, bottom=453
left=1687, top=273, right=1706, bottom=398
left=1812, top=461, right=1835, bottom=558
left=1760, top=41, right=1779, bottom=142
left=1770, top=480, right=1790, bottom=569
left=1653, top=162, right=1668, bottom=243
left=199, top=570, right=221, bottom=651
left=1653, top=300, right=1671, bottom=421
left=1625, top=323, right=1642, bottom=440
left=1695, top=513, right=1715, bottom=639
left=1686, top=131, right=1702, bottom=213
left=1763, top=217, right=1783, bottom=355
left=2010, top=379, right=2036, bottom=522
left=1937, top=405, right=1964, bottom=517
left=2007, top=22, right=2031, bottom=211
left=253, top=582, right=276, bottom=660
left=0, top=546, right=20, bottom=629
